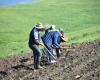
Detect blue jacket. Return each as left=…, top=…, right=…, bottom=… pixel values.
left=42, top=31, right=61, bottom=49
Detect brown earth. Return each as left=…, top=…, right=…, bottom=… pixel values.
left=0, top=40, right=100, bottom=80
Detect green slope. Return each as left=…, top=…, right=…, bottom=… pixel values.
left=0, top=0, right=100, bottom=57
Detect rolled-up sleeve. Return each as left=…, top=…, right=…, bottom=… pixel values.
left=33, top=31, right=39, bottom=40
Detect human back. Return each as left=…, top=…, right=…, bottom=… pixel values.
left=42, top=31, right=61, bottom=49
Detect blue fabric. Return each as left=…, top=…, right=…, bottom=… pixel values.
left=53, top=32, right=60, bottom=48
left=29, top=27, right=40, bottom=45
left=42, top=31, right=61, bottom=64
left=42, top=31, right=61, bottom=49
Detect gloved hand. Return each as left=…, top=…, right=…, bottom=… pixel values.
left=51, top=44, right=59, bottom=48
left=39, top=42, right=44, bottom=46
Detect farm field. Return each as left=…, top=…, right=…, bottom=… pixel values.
left=0, top=40, right=100, bottom=80
left=0, top=0, right=100, bottom=79
left=0, top=0, right=100, bottom=56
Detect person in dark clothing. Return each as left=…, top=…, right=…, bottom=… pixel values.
left=28, top=23, right=44, bottom=69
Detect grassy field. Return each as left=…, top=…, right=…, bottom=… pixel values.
left=0, top=0, right=100, bottom=57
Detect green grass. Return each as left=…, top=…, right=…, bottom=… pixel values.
left=0, top=0, right=100, bottom=57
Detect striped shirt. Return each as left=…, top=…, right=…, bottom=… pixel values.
left=42, top=31, right=61, bottom=49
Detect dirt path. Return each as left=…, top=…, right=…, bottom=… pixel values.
left=0, top=40, right=100, bottom=80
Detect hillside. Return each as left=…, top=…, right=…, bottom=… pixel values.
left=0, top=40, right=100, bottom=80
left=0, top=0, right=100, bottom=56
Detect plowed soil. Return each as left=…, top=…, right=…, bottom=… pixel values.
left=0, top=40, right=100, bottom=80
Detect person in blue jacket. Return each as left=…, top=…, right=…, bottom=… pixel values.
left=28, top=22, right=44, bottom=69
left=42, top=29, right=66, bottom=64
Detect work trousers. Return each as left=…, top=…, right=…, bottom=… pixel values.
left=29, top=44, right=42, bottom=69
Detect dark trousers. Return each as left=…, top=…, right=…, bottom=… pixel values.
left=56, top=48, right=61, bottom=58
left=29, top=44, right=42, bottom=69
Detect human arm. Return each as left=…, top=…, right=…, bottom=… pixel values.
left=53, top=33, right=60, bottom=48
left=33, top=30, right=40, bottom=45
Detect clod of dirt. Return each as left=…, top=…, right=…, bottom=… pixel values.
left=19, top=58, right=30, bottom=63
left=75, top=75, right=81, bottom=79
left=0, top=71, right=7, bottom=76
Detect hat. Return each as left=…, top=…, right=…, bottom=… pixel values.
left=45, top=24, right=51, bottom=30
left=35, top=22, right=44, bottom=29
left=59, top=28, right=68, bottom=42
left=60, top=36, right=68, bottom=42
left=51, top=25, right=55, bottom=29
